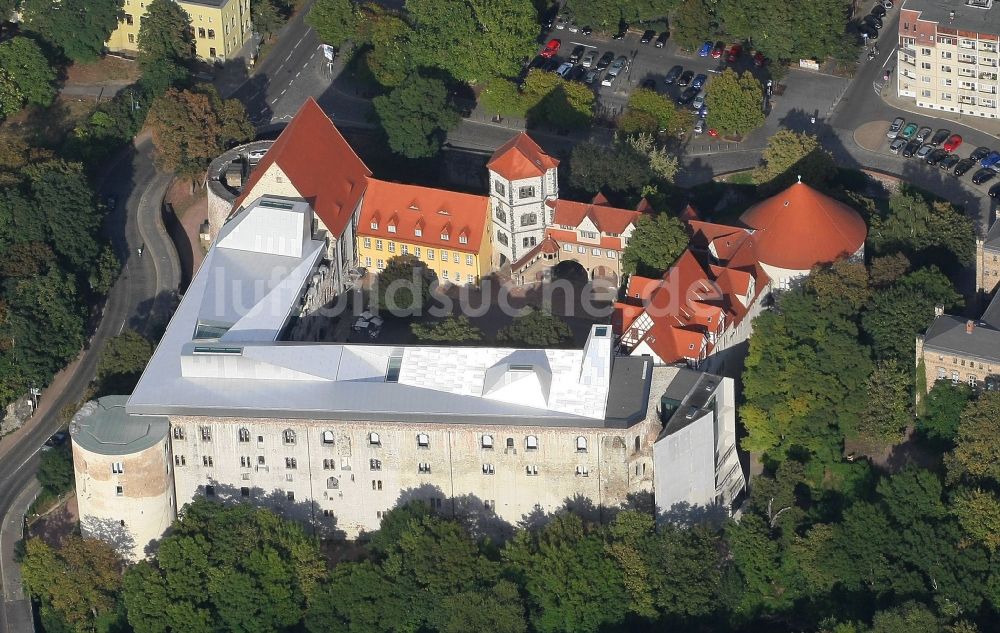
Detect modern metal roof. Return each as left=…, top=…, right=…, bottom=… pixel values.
left=128, top=197, right=641, bottom=428
left=70, top=396, right=169, bottom=456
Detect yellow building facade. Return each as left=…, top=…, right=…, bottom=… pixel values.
left=107, top=0, right=251, bottom=61
left=356, top=179, right=492, bottom=285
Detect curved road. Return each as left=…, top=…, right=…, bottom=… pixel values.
left=0, top=138, right=180, bottom=632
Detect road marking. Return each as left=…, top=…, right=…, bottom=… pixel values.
left=285, top=52, right=294, bottom=62
left=295, top=71, right=301, bottom=78
left=259, top=106, right=267, bottom=114
left=293, top=39, right=302, bottom=50
left=882, top=47, right=896, bottom=70
left=310, top=51, right=317, bottom=60
left=281, top=88, right=287, bottom=96
left=271, top=98, right=278, bottom=105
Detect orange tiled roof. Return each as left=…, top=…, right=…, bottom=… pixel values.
left=357, top=179, right=490, bottom=253
left=551, top=199, right=643, bottom=235
left=613, top=302, right=645, bottom=333
left=486, top=132, right=559, bottom=181
left=234, top=98, right=371, bottom=237
left=740, top=181, right=867, bottom=271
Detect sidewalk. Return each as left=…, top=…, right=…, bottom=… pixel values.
left=881, top=75, right=1000, bottom=139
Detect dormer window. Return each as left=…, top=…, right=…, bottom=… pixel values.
left=417, top=433, right=430, bottom=448
left=415, top=227, right=422, bottom=237
left=370, top=220, right=378, bottom=230
left=369, top=432, right=381, bottom=446
left=482, top=434, right=494, bottom=449
left=388, top=224, right=396, bottom=233
left=459, top=235, right=468, bottom=244
left=440, top=232, right=450, bottom=241
left=526, top=435, right=538, bottom=450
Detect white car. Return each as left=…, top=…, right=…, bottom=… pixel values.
left=691, top=92, right=706, bottom=110
left=581, top=50, right=597, bottom=68
left=886, top=116, right=904, bottom=139
left=694, top=119, right=705, bottom=134
left=555, top=62, right=574, bottom=78
left=247, top=149, right=268, bottom=160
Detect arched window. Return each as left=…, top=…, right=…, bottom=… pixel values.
left=238, top=428, right=250, bottom=442
left=576, top=436, right=588, bottom=452
left=321, top=430, right=335, bottom=445
left=417, top=433, right=430, bottom=448
left=327, top=476, right=339, bottom=490
left=520, top=213, right=537, bottom=227
left=526, top=435, right=538, bottom=450
left=634, top=436, right=640, bottom=452
left=283, top=429, right=296, bottom=445
left=497, top=230, right=509, bottom=246
left=481, top=434, right=494, bottom=449
left=369, top=432, right=381, bottom=446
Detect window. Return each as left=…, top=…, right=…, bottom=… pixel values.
left=526, top=465, right=538, bottom=476
left=465, top=254, right=473, bottom=266
left=362, top=237, right=371, bottom=249
left=519, top=186, right=535, bottom=198
left=385, top=355, right=403, bottom=383
left=456, top=235, right=467, bottom=245
left=370, top=220, right=379, bottom=230
left=174, top=455, right=186, bottom=466
left=482, top=434, right=494, bottom=449
left=484, top=499, right=495, bottom=511
left=467, top=274, right=474, bottom=283
left=496, top=231, right=509, bottom=246
left=576, top=465, right=589, bottom=477
left=286, top=491, right=295, bottom=501
left=116, top=485, right=124, bottom=496
left=526, top=435, right=538, bottom=450
left=563, top=243, right=572, bottom=252
left=418, top=462, right=431, bottom=474
left=327, top=476, right=339, bottom=489
left=401, top=244, right=409, bottom=255
left=440, top=231, right=450, bottom=241
left=198, top=27, right=206, bottom=37
left=173, top=427, right=185, bottom=440
left=970, top=375, right=978, bottom=388
left=128, top=33, right=135, bottom=44
left=921, top=90, right=932, bottom=97
left=365, top=256, right=372, bottom=267
left=592, top=248, right=601, bottom=256
left=372, top=480, right=383, bottom=490
left=241, top=487, right=250, bottom=498
left=208, top=29, right=215, bottom=38
left=580, top=230, right=598, bottom=239
left=921, top=62, right=931, bottom=70
left=942, top=65, right=953, bottom=73
left=111, top=461, right=124, bottom=474
left=494, top=181, right=505, bottom=196
left=370, top=459, right=382, bottom=471
left=520, top=213, right=537, bottom=226
left=203, top=456, right=214, bottom=467
left=921, top=48, right=931, bottom=56
left=440, top=251, right=449, bottom=262
left=375, top=239, right=383, bottom=251
left=414, top=247, right=421, bottom=257
left=428, top=249, right=436, bottom=259
left=200, top=426, right=212, bottom=441
left=283, top=429, right=296, bottom=445
left=258, top=455, right=266, bottom=466
left=239, top=428, right=250, bottom=442
left=942, top=51, right=953, bottom=60
left=483, top=463, right=495, bottom=474
left=417, top=433, right=430, bottom=448
left=388, top=224, right=397, bottom=233
left=241, top=456, right=251, bottom=468
left=210, top=47, right=216, bottom=57
left=506, top=437, right=515, bottom=449
left=376, top=259, right=385, bottom=269
left=578, top=245, right=586, bottom=254
left=523, top=237, right=536, bottom=248
left=576, top=436, right=588, bottom=452
left=323, top=458, right=335, bottom=469
left=388, top=242, right=396, bottom=253
left=286, top=457, right=297, bottom=469
left=607, top=250, right=617, bottom=258
left=495, top=208, right=507, bottom=223
left=442, top=270, right=449, bottom=280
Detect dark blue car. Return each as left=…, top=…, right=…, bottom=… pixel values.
left=981, top=151, right=1000, bottom=170
left=698, top=41, right=712, bottom=56
left=692, top=73, right=708, bottom=89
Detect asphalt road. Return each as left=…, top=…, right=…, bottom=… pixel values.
left=0, top=138, right=180, bottom=633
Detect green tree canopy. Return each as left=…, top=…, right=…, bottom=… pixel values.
left=251, top=0, right=289, bottom=39
left=566, top=0, right=679, bottom=30
left=952, top=487, right=1000, bottom=553
left=138, top=0, right=195, bottom=87
left=375, top=255, right=437, bottom=315
left=871, top=188, right=975, bottom=269
left=945, top=392, right=1000, bottom=484
left=307, top=0, right=360, bottom=48
left=372, top=73, right=460, bottom=158
left=38, top=445, right=74, bottom=496
left=672, top=0, right=714, bottom=50
left=619, top=87, right=691, bottom=138
left=496, top=309, right=573, bottom=347
left=621, top=213, right=687, bottom=276
left=917, top=381, right=972, bottom=446
left=411, top=315, right=484, bottom=343
left=751, top=130, right=836, bottom=194
left=147, top=85, right=254, bottom=179
left=95, top=330, right=154, bottom=396
left=705, top=68, right=765, bottom=135
left=521, top=69, right=595, bottom=130
left=718, top=0, right=853, bottom=62
left=21, top=0, right=122, bottom=62
left=0, top=37, right=57, bottom=118
left=569, top=141, right=650, bottom=194
left=855, top=359, right=911, bottom=447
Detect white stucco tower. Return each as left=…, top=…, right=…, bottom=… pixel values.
left=70, top=396, right=175, bottom=561
left=486, top=133, right=559, bottom=267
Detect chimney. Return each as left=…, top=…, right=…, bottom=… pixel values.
left=934, top=304, right=944, bottom=317
left=967, top=319, right=976, bottom=334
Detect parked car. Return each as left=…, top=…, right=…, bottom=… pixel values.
left=678, top=70, right=695, bottom=86
left=954, top=158, right=976, bottom=176
left=554, top=14, right=568, bottom=29
left=915, top=126, right=932, bottom=143
left=970, top=146, right=993, bottom=161
left=677, top=86, right=699, bottom=105
left=990, top=182, right=1000, bottom=198
left=864, top=14, right=883, bottom=29
left=940, top=154, right=961, bottom=170
left=665, top=65, right=684, bottom=84
left=694, top=118, right=705, bottom=134
left=981, top=151, right=1000, bottom=169
left=568, top=65, right=587, bottom=81
left=753, top=51, right=767, bottom=66
left=886, top=116, right=905, bottom=138
left=871, top=4, right=887, bottom=17
left=697, top=103, right=708, bottom=118
left=930, top=128, right=951, bottom=145
left=584, top=69, right=600, bottom=84
left=581, top=49, right=598, bottom=68
left=581, top=26, right=593, bottom=35
left=915, top=143, right=934, bottom=159
left=596, top=51, right=614, bottom=70
left=860, top=25, right=879, bottom=40
left=692, top=92, right=706, bottom=110
left=541, top=39, right=561, bottom=58
left=711, top=41, right=725, bottom=58
left=973, top=168, right=997, bottom=184
left=43, top=431, right=68, bottom=450
left=943, top=134, right=963, bottom=152
left=567, top=21, right=580, bottom=32
left=655, top=32, right=669, bottom=47
left=888, top=138, right=907, bottom=154
left=641, top=29, right=656, bottom=43
left=727, top=44, right=743, bottom=62
left=606, top=55, right=628, bottom=77
left=555, top=62, right=574, bottom=78
left=899, top=122, right=919, bottom=139
left=698, top=41, right=713, bottom=57
left=902, top=139, right=921, bottom=157
left=691, top=73, right=707, bottom=89
left=926, top=148, right=948, bottom=165
left=569, top=45, right=585, bottom=63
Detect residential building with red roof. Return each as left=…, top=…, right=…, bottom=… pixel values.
left=356, top=179, right=492, bottom=284
left=487, top=133, right=560, bottom=267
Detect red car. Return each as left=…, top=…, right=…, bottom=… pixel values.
left=540, top=39, right=560, bottom=59
left=727, top=44, right=743, bottom=63
left=943, top=134, right=963, bottom=152
left=711, top=41, right=725, bottom=58
left=708, top=128, right=719, bottom=138
left=753, top=51, right=766, bottom=66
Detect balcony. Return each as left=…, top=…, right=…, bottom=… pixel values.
left=902, top=47, right=917, bottom=58
left=980, top=72, right=999, bottom=81
left=959, top=57, right=978, bottom=64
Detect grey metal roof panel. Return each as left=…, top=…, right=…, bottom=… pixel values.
left=70, top=396, right=169, bottom=456
left=981, top=291, right=1000, bottom=329
left=605, top=356, right=652, bottom=424
left=923, top=315, right=1000, bottom=361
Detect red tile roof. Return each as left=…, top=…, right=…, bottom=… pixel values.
left=357, top=179, right=490, bottom=253
left=234, top=98, right=371, bottom=237
left=550, top=199, right=644, bottom=235
left=739, top=181, right=867, bottom=271
left=679, top=204, right=700, bottom=222
left=486, top=133, right=559, bottom=181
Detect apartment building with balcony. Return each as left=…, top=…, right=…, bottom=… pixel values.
left=897, top=0, right=1000, bottom=118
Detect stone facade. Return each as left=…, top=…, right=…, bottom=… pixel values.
left=488, top=169, right=558, bottom=267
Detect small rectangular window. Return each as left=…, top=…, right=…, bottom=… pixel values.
left=386, top=355, right=403, bottom=383
left=286, top=491, right=295, bottom=501
left=111, top=462, right=124, bottom=474
left=241, top=487, right=250, bottom=498
left=418, top=462, right=431, bottom=474
left=116, top=485, right=124, bottom=496
left=483, top=463, right=495, bottom=474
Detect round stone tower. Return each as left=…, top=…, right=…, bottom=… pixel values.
left=70, top=396, right=175, bottom=561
